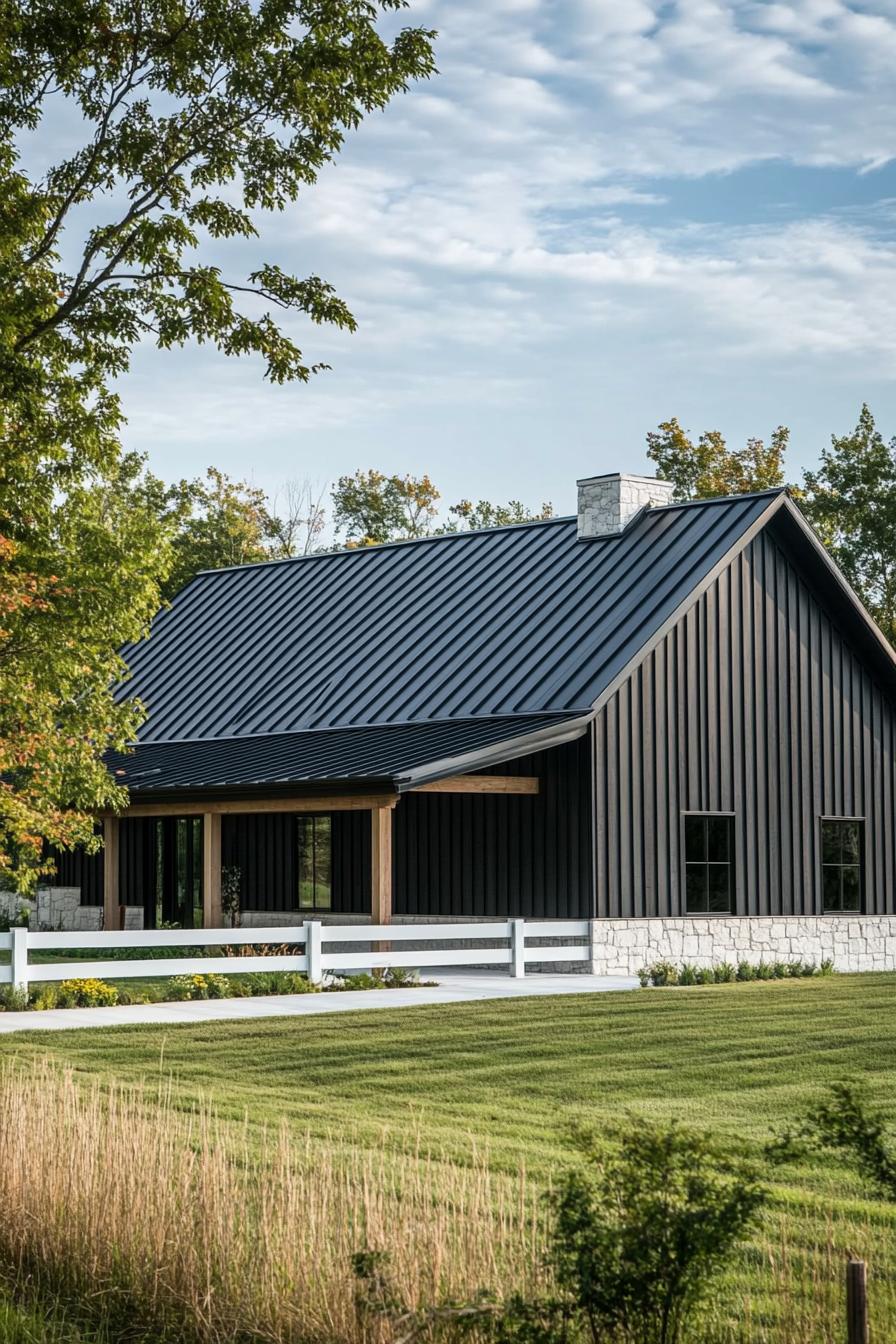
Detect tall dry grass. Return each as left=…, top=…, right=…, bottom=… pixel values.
left=0, top=1061, right=893, bottom=1343
left=0, top=1061, right=547, bottom=1342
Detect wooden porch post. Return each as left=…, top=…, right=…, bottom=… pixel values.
left=202, top=812, right=223, bottom=928
left=371, top=802, right=395, bottom=925
left=103, top=816, right=120, bottom=931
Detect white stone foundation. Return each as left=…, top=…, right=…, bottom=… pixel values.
left=588, top=916, right=896, bottom=976
left=0, top=887, right=102, bottom=931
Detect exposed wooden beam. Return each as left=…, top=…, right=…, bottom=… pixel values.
left=102, top=816, right=120, bottom=931
left=370, top=802, right=395, bottom=926
left=410, top=774, right=539, bottom=795
left=202, top=812, right=222, bottom=929
left=101, top=793, right=398, bottom=819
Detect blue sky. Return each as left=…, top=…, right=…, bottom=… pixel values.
left=113, top=0, right=896, bottom=521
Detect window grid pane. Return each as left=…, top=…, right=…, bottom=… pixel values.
left=821, top=819, right=864, bottom=914
left=297, top=815, right=333, bottom=911
left=683, top=815, right=733, bottom=914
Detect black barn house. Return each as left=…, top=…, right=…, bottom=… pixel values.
left=48, top=474, right=896, bottom=973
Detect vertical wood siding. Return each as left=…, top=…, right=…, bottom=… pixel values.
left=593, top=531, right=896, bottom=917
left=394, top=737, right=593, bottom=918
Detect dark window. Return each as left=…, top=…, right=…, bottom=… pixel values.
left=684, top=814, right=734, bottom=914
left=297, top=815, right=332, bottom=910
left=821, top=819, right=863, bottom=912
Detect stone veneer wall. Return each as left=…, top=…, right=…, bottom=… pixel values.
left=0, top=887, right=102, bottom=931
left=0, top=888, right=144, bottom=931
left=587, top=916, right=896, bottom=976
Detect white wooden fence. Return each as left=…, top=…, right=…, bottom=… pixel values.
left=0, top=919, right=592, bottom=993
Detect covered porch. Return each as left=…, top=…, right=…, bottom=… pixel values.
left=49, top=714, right=594, bottom=931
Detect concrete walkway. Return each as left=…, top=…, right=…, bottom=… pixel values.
left=0, top=971, right=638, bottom=1034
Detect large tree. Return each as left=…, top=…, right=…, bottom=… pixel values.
left=646, top=418, right=789, bottom=500
left=0, top=0, right=434, bottom=889
left=802, top=405, right=896, bottom=644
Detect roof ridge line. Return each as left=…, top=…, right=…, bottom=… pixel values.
left=193, top=514, right=576, bottom=579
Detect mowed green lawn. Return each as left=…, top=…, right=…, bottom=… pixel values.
left=4, top=974, right=896, bottom=1339
left=3, top=973, right=895, bottom=1187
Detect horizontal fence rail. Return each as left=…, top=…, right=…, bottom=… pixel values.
left=2, top=919, right=594, bottom=994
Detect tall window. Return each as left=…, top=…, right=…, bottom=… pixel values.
left=684, top=814, right=734, bottom=913
left=821, top=819, right=863, bottom=912
left=297, top=815, right=332, bottom=910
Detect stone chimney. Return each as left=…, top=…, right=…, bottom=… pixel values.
left=577, top=472, right=676, bottom=540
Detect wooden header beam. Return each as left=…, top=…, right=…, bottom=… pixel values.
left=102, top=777, right=537, bottom=817
left=410, top=774, right=539, bottom=795
left=101, top=793, right=397, bottom=819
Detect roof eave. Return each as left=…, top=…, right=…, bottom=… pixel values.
left=394, top=713, right=593, bottom=790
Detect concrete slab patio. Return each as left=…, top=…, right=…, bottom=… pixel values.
left=0, top=971, right=638, bottom=1034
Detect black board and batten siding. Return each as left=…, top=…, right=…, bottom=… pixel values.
left=394, top=739, right=592, bottom=919
left=593, top=527, right=896, bottom=918
left=217, top=737, right=592, bottom=919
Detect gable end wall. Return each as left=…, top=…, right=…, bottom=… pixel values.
left=593, top=530, right=896, bottom=918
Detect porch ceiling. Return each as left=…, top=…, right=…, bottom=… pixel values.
left=104, top=712, right=590, bottom=800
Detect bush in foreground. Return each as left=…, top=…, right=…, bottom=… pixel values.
left=355, top=1122, right=766, bottom=1344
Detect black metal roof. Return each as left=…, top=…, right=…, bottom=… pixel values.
left=121, top=490, right=781, bottom=744
left=106, top=713, right=589, bottom=797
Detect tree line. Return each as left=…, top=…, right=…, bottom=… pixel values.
left=130, top=460, right=554, bottom=602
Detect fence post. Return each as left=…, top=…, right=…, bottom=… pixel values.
left=847, top=1259, right=868, bottom=1344
left=510, top=919, right=526, bottom=978
left=11, top=925, right=28, bottom=995
left=306, top=920, right=323, bottom=986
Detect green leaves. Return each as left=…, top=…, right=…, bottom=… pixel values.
left=801, top=405, right=896, bottom=644
left=646, top=418, right=789, bottom=502
left=0, top=0, right=435, bottom=888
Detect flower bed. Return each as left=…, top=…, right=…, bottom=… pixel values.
left=638, top=958, right=836, bottom=987
left=0, top=965, right=426, bottom=1012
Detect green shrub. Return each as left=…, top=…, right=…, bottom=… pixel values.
left=117, top=984, right=164, bottom=1005
left=330, top=971, right=379, bottom=991
left=245, top=971, right=316, bottom=996
left=548, top=1121, right=766, bottom=1344
left=642, top=958, right=834, bottom=989
left=769, top=1082, right=896, bottom=1201
left=382, top=966, right=420, bottom=989
left=167, top=973, right=233, bottom=1001
left=56, top=978, right=118, bottom=1008
left=355, top=1121, right=765, bottom=1344
left=0, top=985, right=29, bottom=1012
left=0, top=904, right=29, bottom=932
left=645, top=960, right=679, bottom=987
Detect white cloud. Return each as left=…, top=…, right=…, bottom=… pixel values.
left=110, top=2, right=896, bottom=496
